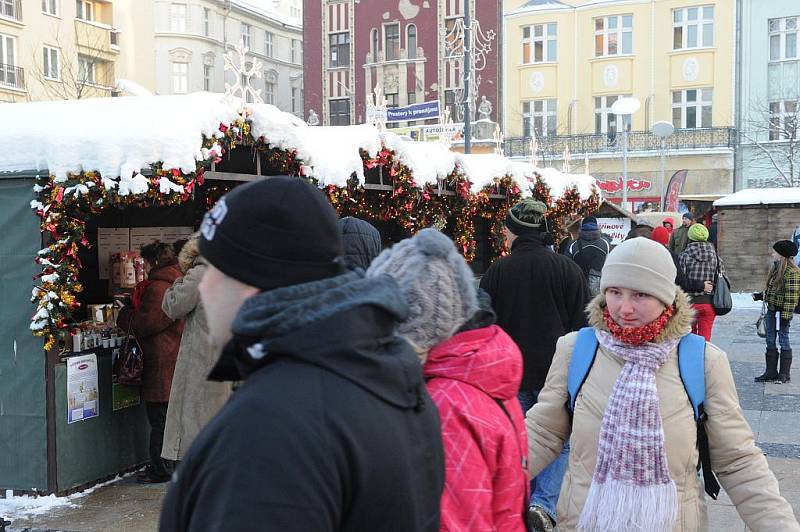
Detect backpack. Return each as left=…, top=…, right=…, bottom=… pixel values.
left=568, top=240, right=610, bottom=297
left=566, top=327, right=721, bottom=499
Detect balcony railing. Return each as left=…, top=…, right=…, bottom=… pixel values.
left=503, top=127, right=736, bottom=159
left=0, top=64, right=24, bottom=90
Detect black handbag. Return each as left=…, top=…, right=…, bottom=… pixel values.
left=712, top=258, right=733, bottom=316
left=115, top=319, right=143, bottom=386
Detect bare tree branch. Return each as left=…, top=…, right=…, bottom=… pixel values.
left=742, top=95, right=800, bottom=187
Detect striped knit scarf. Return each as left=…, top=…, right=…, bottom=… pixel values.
left=578, top=330, right=680, bottom=532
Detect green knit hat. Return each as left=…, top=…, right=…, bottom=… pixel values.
left=506, top=199, right=548, bottom=236
left=688, top=223, right=709, bottom=242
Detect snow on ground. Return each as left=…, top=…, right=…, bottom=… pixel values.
left=0, top=474, right=129, bottom=519
left=731, top=292, right=764, bottom=311
left=714, top=188, right=800, bottom=207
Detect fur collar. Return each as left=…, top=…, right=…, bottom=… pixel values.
left=586, top=288, right=695, bottom=343
left=178, top=236, right=200, bottom=273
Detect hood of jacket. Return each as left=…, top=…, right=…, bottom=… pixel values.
left=178, top=236, right=201, bottom=273
left=510, top=232, right=552, bottom=253
left=586, top=287, right=695, bottom=343
left=209, top=270, right=427, bottom=410
left=578, top=229, right=603, bottom=242
left=148, top=263, right=182, bottom=283
left=683, top=241, right=716, bottom=263
left=339, top=216, right=382, bottom=270
left=424, top=324, right=522, bottom=401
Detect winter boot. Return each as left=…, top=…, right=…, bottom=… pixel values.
left=527, top=505, right=556, bottom=532
left=755, top=348, right=780, bottom=382
left=779, top=350, right=793, bottom=384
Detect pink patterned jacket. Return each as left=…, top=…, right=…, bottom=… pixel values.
left=424, top=324, right=529, bottom=532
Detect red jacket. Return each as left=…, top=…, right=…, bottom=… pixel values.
left=424, top=324, right=529, bottom=532
left=118, top=264, right=184, bottom=402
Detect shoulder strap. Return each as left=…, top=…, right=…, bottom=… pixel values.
left=678, top=333, right=706, bottom=420
left=567, top=328, right=599, bottom=413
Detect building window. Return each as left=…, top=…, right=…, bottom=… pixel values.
left=371, top=29, right=379, bottom=59
left=265, top=80, right=275, bottom=105
left=241, top=23, right=250, bottom=48
left=76, top=0, right=94, bottom=21
left=523, top=100, right=557, bottom=138
left=290, top=0, right=300, bottom=19
left=78, top=55, right=95, bottom=84
left=672, top=88, right=712, bottom=129
left=770, top=17, right=798, bottom=62
left=769, top=100, right=798, bottom=141
left=203, top=8, right=210, bottom=37
left=203, top=64, right=212, bottom=91
left=0, top=34, right=17, bottom=87
left=384, top=23, right=400, bottom=61
left=407, top=24, right=417, bottom=59
left=594, top=15, right=633, bottom=57
left=329, top=32, right=350, bottom=68
left=42, top=0, right=58, bottom=16
left=329, top=98, right=350, bottom=126
left=594, top=95, right=626, bottom=135
left=265, top=31, right=273, bottom=57
left=170, top=3, right=186, bottom=33
left=523, top=23, right=557, bottom=64
left=445, top=89, right=457, bottom=122
left=291, top=39, right=299, bottom=63
left=408, top=92, right=417, bottom=105
left=171, top=62, right=188, bottom=94
left=1, top=0, right=19, bottom=20
left=43, top=46, right=60, bottom=80
left=291, top=87, right=298, bottom=114
left=673, top=6, right=714, bottom=50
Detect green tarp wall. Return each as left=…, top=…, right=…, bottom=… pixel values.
left=0, top=178, right=47, bottom=491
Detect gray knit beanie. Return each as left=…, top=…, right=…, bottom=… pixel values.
left=366, top=229, right=479, bottom=352
left=600, top=237, right=677, bottom=306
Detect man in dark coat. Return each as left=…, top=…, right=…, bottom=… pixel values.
left=566, top=216, right=611, bottom=296
left=668, top=211, right=693, bottom=254
left=479, top=198, right=589, bottom=532
left=159, top=177, right=444, bottom=532
left=338, top=216, right=382, bottom=270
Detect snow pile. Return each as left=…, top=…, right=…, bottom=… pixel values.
left=511, top=163, right=598, bottom=199
left=0, top=92, right=241, bottom=181
left=391, top=137, right=459, bottom=186
left=458, top=153, right=524, bottom=191
left=0, top=474, right=128, bottom=520
left=714, top=188, right=800, bottom=208
left=731, top=293, right=765, bottom=311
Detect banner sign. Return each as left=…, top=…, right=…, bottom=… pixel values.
left=387, top=101, right=441, bottom=123
left=664, top=170, right=688, bottom=212
left=597, top=217, right=631, bottom=246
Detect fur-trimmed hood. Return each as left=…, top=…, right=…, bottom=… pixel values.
left=178, top=235, right=201, bottom=273
left=586, top=288, right=695, bottom=343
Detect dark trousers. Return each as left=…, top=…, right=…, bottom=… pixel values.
left=145, top=401, right=173, bottom=478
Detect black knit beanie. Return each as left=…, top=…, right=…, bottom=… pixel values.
left=774, top=239, right=799, bottom=258
left=505, top=199, right=549, bottom=236
left=199, top=177, right=344, bottom=291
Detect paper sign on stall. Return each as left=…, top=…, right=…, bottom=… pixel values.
left=597, top=218, right=631, bottom=246
left=130, top=227, right=194, bottom=250
left=67, top=354, right=99, bottom=423
left=97, top=228, right=131, bottom=279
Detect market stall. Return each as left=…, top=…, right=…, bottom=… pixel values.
left=0, top=91, right=600, bottom=494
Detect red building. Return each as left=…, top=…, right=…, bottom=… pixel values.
left=303, top=0, right=502, bottom=128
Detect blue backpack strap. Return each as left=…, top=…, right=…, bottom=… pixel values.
left=678, top=333, right=706, bottom=420
left=567, top=327, right=599, bottom=412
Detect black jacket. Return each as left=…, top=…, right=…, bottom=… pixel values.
left=338, top=216, right=382, bottom=270
left=480, top=234, right=589, bottom=390
left=566, top=229, right=611, bottom=276
left=159, top=271, right=444, bottom=532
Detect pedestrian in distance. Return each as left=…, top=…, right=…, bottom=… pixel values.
left=526, top=237, right=800, bottom=532
left=367, top=228, right=529, bottom=532
left=668, top=212, right=694, bottom=255
left=159, top=177, right=445, bottom=532
left=117, top=241, right=184, bottom=484
left=753, top=240, right=800, bottom=384
left=678, top=223, right=721, bottom=341
left=662, top=217, right=675, bottom=234
left=480, top=198, right=589, bottom=532
left=625, top=216, right=656, bottom=241
left=652, top=226, right=713, bottom=295
left=566, top=216, right=611, bottom=297
left=161, top=234, right=232, bottom=464
left=337, top=216, right=382, bottom=270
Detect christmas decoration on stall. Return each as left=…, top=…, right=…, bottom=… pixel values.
left=473, top=176, right=523, bottom=258
left=530, top=173, right=601, bottom=237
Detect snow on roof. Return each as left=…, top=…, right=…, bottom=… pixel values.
left=458, top=153, right=524, bottom=190
left=0, top=92, right=240, bottom=182
left=511, top=163, right=598, bottom=199
left=390, top=137, right=460, bottom=186
left=714, top=188, right=800, bottom=207
left=509, top=0, right=571, bottom=15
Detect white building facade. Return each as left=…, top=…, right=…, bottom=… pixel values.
left=154, top=0, right=303, bottom=116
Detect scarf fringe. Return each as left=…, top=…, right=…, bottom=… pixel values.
left=578, top=479, right=678, bottom=532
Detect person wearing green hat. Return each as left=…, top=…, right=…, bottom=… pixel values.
left=480, top=198, right=589, bottom=532
left=677, top=223, right=721, bottom=341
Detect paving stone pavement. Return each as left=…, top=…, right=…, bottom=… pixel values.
left=6, top=308, right=800, bottom=531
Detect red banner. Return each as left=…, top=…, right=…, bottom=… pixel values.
left=664, top=170, right=688, bottom=212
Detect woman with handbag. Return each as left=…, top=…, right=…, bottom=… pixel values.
left=117, top=241, right=184, bottom=483
left=753, top=240, right=800, bottom=384
left=677, top=224, right=720, bottom=341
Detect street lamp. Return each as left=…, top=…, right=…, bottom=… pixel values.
left=652, top=121, right=675, bottom=212
left=611, top=97, right=641, bottom=211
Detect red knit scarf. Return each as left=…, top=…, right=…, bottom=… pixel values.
left=603, top=306, right=674, bottom=346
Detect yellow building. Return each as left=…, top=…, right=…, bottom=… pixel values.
left=0, top=0, right=128, bottom=102
left=503, top=0, right=735, bottom=210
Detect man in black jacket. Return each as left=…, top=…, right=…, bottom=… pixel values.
left=480, top=199, right=589, bottom=532
left=159, top=177, right=444, bottom=532
left=566, top=216, right=611, bottom=296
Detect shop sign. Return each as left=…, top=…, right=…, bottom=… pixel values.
left=387, top=101, right=441, bottom=123
left=596, top=177, right=653, bottom=195
left=597, top=217, right=631, bottom=246
left=67, top=354, right=99, bottom=423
